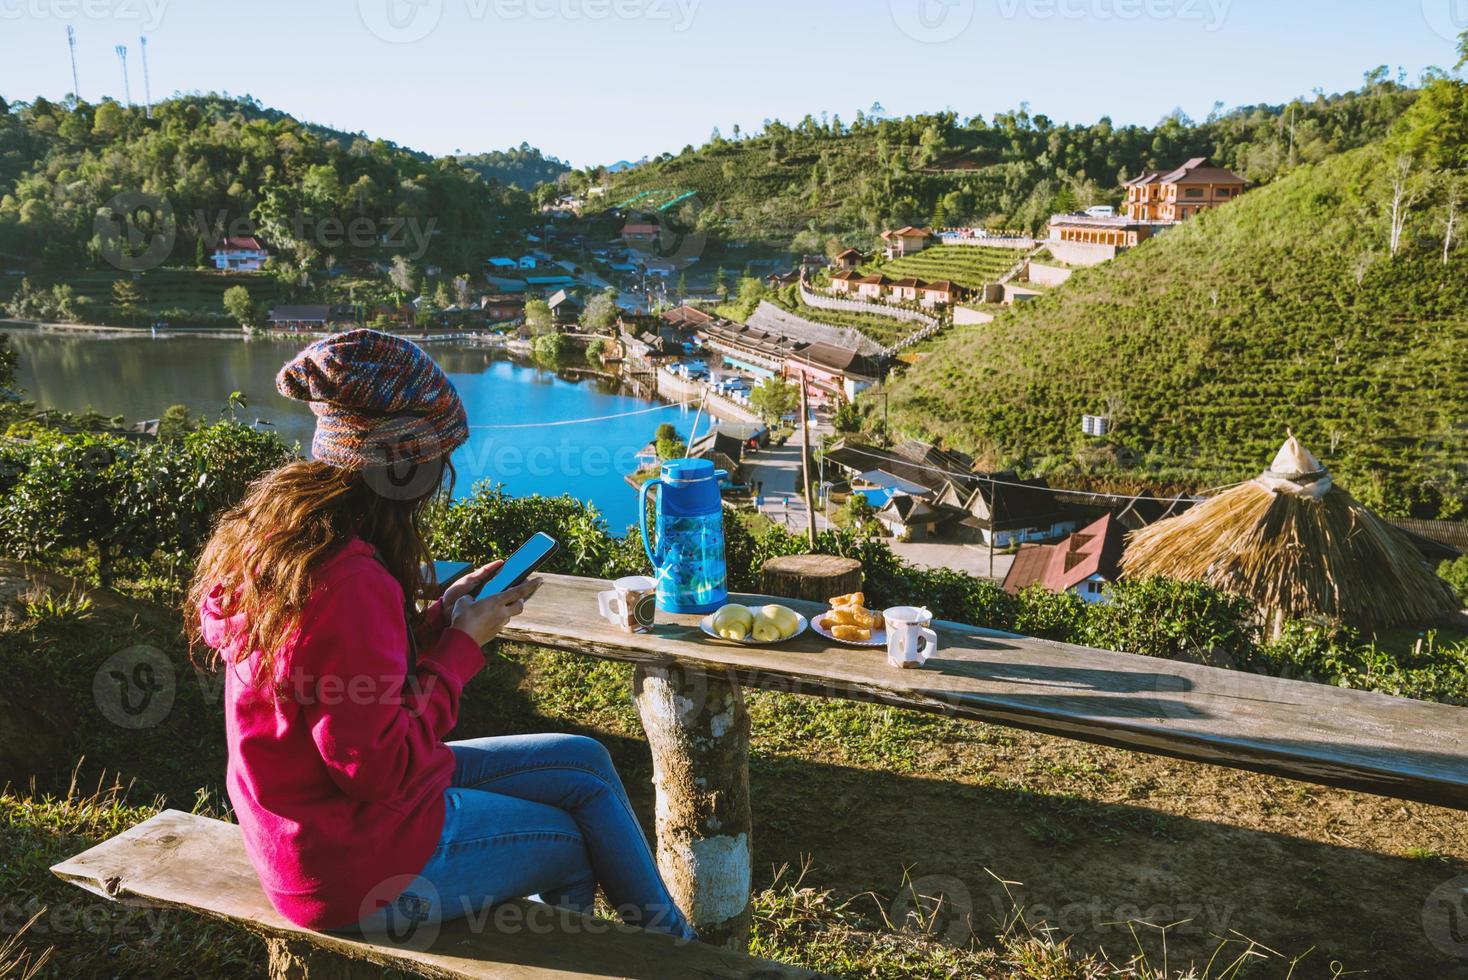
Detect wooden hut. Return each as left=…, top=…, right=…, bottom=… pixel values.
left=1121, top=437, right=1461, bottom=636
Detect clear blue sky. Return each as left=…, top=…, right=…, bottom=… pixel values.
left=0, top=0, right=1461, bottom=167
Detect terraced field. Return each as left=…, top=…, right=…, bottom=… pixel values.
left=767, top=284, right=919, bottom=348
left=861, top=245, right=1020, bottom=290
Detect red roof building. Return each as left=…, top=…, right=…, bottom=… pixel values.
left=1002, top=513, right=1126, bottom=603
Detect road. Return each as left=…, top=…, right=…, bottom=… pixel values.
left=743, top=424, right=832, bottom=533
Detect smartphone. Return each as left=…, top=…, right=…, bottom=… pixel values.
left=456, top=533, right=559, bottom=600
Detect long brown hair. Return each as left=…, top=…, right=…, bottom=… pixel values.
left=186, top=457, right=450, bottom=687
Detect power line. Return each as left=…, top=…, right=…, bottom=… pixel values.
left=466, top=400, right=694, bottom=430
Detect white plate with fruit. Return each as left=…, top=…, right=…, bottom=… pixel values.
left=700, top=603, right=808, bottom=645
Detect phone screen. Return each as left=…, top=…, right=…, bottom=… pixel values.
left=471, top=533, right=559, bottom=599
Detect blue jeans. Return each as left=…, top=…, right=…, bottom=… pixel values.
left=349, top=733, right=695, bottom=942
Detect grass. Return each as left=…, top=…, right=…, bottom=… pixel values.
left=880, top=141, right=1468, bottom=520
left=4, top=562, right=1464, bottom=977
left=862, top=245, right=1021, bottom=290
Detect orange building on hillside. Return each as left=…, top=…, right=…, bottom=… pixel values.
left=1124, top=158, right=1246, bottom=222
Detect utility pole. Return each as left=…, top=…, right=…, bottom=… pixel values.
left=66, top=27, right=80, bottom=100
left=115, top=45, right=131, bottom=106
left=139, top=36, right=152, bottom=118
left=798, top=372, right=817, bottom=549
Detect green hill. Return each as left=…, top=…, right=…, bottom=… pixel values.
left=575, top=81, right=1419, bottom=249
left=879, top=88, right=1468, bottom=520
left=0, top=94, right=534, bottom=282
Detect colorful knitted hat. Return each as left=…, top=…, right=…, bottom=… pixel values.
left=276, top=329, right=469, bottom=470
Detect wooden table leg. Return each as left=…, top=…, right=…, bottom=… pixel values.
left=632, top=664, right=752, bottom=951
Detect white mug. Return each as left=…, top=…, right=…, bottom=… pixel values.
left=883, top=606, right=937, bottom=669
left=598, top=576, right=657, bottom=633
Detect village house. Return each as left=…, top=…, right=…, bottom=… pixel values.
left=265, top=304, right=355, bottom=332
left=765, top=268, right=802, bottom=288
left=833, top=248, right=864, bottom=270
left=881, top=226, right=936, bottom=259
left=622, top=221, right=661, bottom=245
left=547, top=289, right=583, bottom=326
left=939, top=475, right=1078, bottom=547
left=783, top=343, right=881, bottom=403
left=212, top=236, right=268, bottom=272
left=486, top=256, right=518, bottom=272
left=888, top=277, right=923, bottom=303
left=1124, top=158, right=1246, bottom=222
left=829, top=269, right=862, bottom=295
left=854, top=273, right=890, bottom=300
left=1002, top=513, right=1126, bottom=603
left=918, top=280, right=958, bottom=307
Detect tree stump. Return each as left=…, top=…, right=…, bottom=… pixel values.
left=632, top=665, right=752, bottom=951
left=759, top=554, right=863, bottom=602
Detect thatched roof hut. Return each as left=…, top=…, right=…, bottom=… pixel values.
left=1121, top=437, right=1461, bottom=637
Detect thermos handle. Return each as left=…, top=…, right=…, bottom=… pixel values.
left=639, top=478, right=662, bottom=568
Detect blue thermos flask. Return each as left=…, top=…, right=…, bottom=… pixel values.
left=639, top=458, right=729, bottom=614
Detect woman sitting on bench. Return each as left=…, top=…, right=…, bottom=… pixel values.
left=188, top=329, right=695, bottom=942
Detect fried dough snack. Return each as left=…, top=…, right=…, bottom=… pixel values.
left=829, top=592, right=865, bottom=608
left=831, top=624, right=871, bottom=642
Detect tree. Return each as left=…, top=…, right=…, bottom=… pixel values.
left=223, top=285, right=256, bottom=329
left=712, top=267, right=729, bottom=300
left=1443, top=176, right=1463, bottom=264
left=433, top=281, right=453, bottom=309
left=0, top=333, right=15, bottom=390
left=524, top=298, right=554, bottom=336
left=1388, top=153, right=1424, bottom=257
left=195, top=237, right=208, bottom=268
left=654, top=422, right=685, bottom=460
left=158, top=404, right=194, bottom=442
left=1458, top=29, right=1467, bottom=71
left=832, top=400, right=863, bottom=433
left=585, top=337, right=607, bottom=364
left=580, top=290, right=619, bottom=333
left=749, top=376, right=798, bottom=425
left=389, top=255, right=417, bottom=298
left=453, top=274, right=473, bottom=308
left=92, top=99, right=124, bottom=137
left=111, top=278, right=144, bottom=326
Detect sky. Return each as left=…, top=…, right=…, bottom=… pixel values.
left=0, top=0, right=1463, bottom=167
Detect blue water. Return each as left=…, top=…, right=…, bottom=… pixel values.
left=2, top=329, right=714, bottom=530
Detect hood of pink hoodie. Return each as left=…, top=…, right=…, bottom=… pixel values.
left=199, top=539, right=375, bottom=656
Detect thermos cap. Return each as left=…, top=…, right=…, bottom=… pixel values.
left=660, top=457, right=715, bottom=484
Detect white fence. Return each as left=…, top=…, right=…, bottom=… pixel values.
left=798, top=283, right=938, bottom=330
left=936, top=231, right=1036, bottom=249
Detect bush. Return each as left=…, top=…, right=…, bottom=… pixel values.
left=1012, top=585, right=1088, bottom=641
left=1439, top=557, right=1468, bottom=606
left=1081, top=577, right=1254, bottom=663
left=531, top=332, right=568, bottom=364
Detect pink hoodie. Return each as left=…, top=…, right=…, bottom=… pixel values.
left=201, top=538, right=485, bottom=930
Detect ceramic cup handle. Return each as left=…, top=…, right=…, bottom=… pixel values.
left=916, top=628, right=938, bottom=662
left=597, top=590, right=625, bottom=624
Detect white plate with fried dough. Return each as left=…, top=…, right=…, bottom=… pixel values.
left=810, top=612, right=887, bottom=648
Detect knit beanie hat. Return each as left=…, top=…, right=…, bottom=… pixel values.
left=276, top=329, right=469, bottom=470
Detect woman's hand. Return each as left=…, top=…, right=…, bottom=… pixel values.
left=440, top=560, right=503, bottom=611
left=449, top=577, right=543, bottom=647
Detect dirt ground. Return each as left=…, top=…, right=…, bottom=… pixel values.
left=500, top=649, right=1468, bottom=979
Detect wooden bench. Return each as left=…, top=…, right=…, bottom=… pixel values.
left=51, top=808, right=820, bottom=979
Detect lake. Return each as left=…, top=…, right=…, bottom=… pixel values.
left=2, top=329, right=716, bottom=531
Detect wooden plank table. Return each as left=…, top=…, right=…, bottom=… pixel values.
left=454, top=571, right=1468, bottom=948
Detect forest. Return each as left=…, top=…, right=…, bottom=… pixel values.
left=0, top=92, right=536, bottom=286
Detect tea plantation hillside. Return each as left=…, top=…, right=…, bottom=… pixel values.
left=880, top=137, right=1468, bottom=520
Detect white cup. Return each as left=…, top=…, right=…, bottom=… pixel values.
left=883, top=606, right=937, bottom=669
left=597, top=576, right=657, bottom=633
